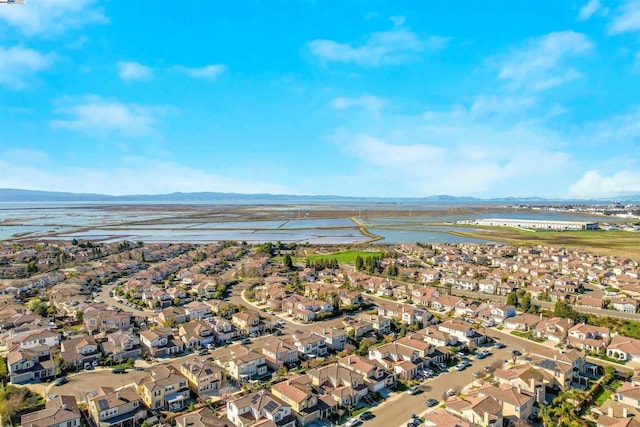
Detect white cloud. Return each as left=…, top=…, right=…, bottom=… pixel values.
left=330, top=95, right=388, bottom=114
left=0, top=155, right=291, bottom=196
left=469, top=95, right=536, bottom=118
left=581, top=107, right=640, bottom=145
left=578, top=0, right=601, bottom=21
left=0, top=45, right=53, bottom=89
left=51, top=96, right=167, bottom=136
left=497, top=31, right=593, bottom=91
left=569, top=170, right=640, bottom=198
left=309, top=27, right=444, bottom=67
left=175, top=64, right=227, bottom=80
left=0, top=0, right=107, bottom=37
left=608, top=0, right=640, bottom=34
left=331, top=106, right=571, bottom=197
left=117, top=61, right=152, bottom=82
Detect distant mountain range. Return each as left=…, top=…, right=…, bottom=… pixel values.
left=0, top=188, right=635, bottom=204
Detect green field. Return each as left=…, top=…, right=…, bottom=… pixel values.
left=448, top=227, right=640, bottom=260
left=307, top=250, right=383, bottom=264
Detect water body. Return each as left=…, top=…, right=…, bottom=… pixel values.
left=0, top=202, right=617, bottom=244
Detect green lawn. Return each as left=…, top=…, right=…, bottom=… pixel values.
left=307, top=250, right=383, bottom=264
left=595, top=389, right=612, bottom=405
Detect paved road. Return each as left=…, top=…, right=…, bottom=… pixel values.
left=366, top=345, right=513, bottom=427
left=98, top=284, right=156, bottom=318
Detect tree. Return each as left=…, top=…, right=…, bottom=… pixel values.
left=521, top=292, right=532, bottom=313
left=506, top=291, right=518, bottom=307
left=355, top=255, right=364, bottom=271
left=283, top=254, right=294, bottom=270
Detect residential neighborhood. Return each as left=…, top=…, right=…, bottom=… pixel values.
left=2, top=238, right=640, bottom=427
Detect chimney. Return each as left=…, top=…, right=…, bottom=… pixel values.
left=623, top=407, right=628, bottom=418
left=483, top=411, right=489, bottom=426
left=608, top=406, right=614, bottom=417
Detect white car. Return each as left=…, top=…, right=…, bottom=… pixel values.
left=276, top=319, right=286, bottom=326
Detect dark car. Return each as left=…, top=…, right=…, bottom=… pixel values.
left=54, top=377, right=68, bottom=386
left=425, top=398, right=439, bottom=407
left=494, top=342, right=506, bottom=349
left=240, top=338, right=251, bottom=345
left=511, top=350, right=522, bottom=357
left=360, top=411, right=375, bottom=421
left=112, top=368, right=126, bottom=374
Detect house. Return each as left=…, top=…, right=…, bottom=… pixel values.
left=306, top=363, right=369, bottom=406
left=136, top=365, right=190, bottom=411
left=292, top=330, right=328, bottom=357
left=611, top=297, right=639, bottom=314
left=179, top=320, right=216, bottom=349
left=357, top=313, right=391, bottom=334
left=184, top=301, right=212, bottom=321
left=7, top=345, right=54, bottom=384
left=21, top=395, right=81, bottom=427
left=180, top=359, right=224, bottom=399
left=504, top=314, right=541, bottom=331
left=158, top=306, right=188, bottom=326
left=614, top=382, right=640, bottom=410
left=528, top=348, right=586, bottom=390
left=271, top=375, right=337, bottom=425
left=567, top=323, right=611, bottom=353
left=438, top=319, right=486, bottom=346
left=18, top=330, right=60, bottom=350
left=430, top=295, right=463, bottom=312
left=85, top=385, right=145, bottom=427
left=424, top=409, right=471, bottom=427
left=477, top=383, right=536, bottom=421
left=488, top=304, right=516, bottom=324
left=262, top=338, right=299, bottom=370
left=607, top=336, right=640, bottom=363
left=342, top=316, right=374, bottom=339
left=84, top=309, right=132, bottom=333
left=227, top=346, right=269, bottom=381
left=140, top=327, right=184, bottom=357
left=533, top=317, right=573, bottom=343
left=231, top=311, right=262, bottom=335
left=420, top=326, right=457, bottom=348
left=493, top=366, right=546, bottom=403
left=101, top=330, right=141, bottom=363
left=368, top=340, right=421, bottom=380
left=338, top=354, right=396, bottom=391
left=227, top=390, right=296, bottom=427
left=60, top=336, right=99, bottom=369
left=446, top=392, right=504, bottom=427
left=310, top=326, right=347, bottom=351
left=176, top=407, right=229, bottom=427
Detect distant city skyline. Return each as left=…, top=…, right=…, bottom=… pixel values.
left=1, top=1, right=640, bottom=198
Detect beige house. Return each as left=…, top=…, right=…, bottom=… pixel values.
left=137, top=365, right=190, bottom=411
left=21, top=395, right=81, bottom=427
left=85, top=385, right=145, bottom=427
left=180, top=359, right=224, bottom=399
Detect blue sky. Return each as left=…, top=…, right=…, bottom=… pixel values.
left=1, top=0, right=640, bottom=198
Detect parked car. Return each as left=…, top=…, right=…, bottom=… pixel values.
left=198, top=348, right=209, bottom=355
left=54, top=377, right=68, bottom=386
left=425, top=398, right=439, bottom=407
left=240, top=338, right=251, bottom=345
left=454, top=364, right=466, bottom=371
left=112, top=368, right=126, bottom=374
left=360, top=411, right=375, bottom=421
left=407, top=385, right=422, bottom=395
left=276, top=319, right=286, bottom=326
left=473, top=371, right=484, bottom=378
left=494, top=341, right=506, bottom=349
left=446, top=388, right=457, bottom=396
